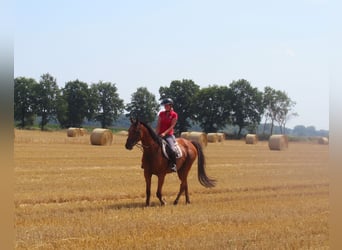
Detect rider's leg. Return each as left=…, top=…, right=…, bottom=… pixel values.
left=165, top=136, right=177, bottom=172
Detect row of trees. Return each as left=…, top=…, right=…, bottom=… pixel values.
left=14, top=73, right=296, bottom=135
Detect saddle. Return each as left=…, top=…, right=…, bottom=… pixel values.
left=161, top=139, right=182, bottom=160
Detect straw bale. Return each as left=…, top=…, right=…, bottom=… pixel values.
left=90, top=128, right=113, bottom=146
left=217, top=133, right=225, bottom=142
left=318, top=137, right=329, bottom=145
left=188, top=132, right=208, bottom=147
left=117, top=130, right=128, bottom=136
left=79, top=128, right=87, bottom=136
left=180, top=132, right=190, bottom=140
left=245, top=134, right=258, bottom=144
left=207, top=133, right=218, bottom=143
left=268, top=134, right=288, bottom=150
left=67, top=127, right=81, bottom=137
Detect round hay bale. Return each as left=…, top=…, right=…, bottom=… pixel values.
left=268, top=134, right=288, bottom=150
left=207, top=133, right=218, bottom=143
left=79, top=128, right=88, bottom=136
left=318, top=137, right=329, bottom=145
left=245, top=134, right=258, bottom=144
left=217, top=133, right=225, bottom=142
left=180, top=132, right=190, bottom=140
left=90, top=128, right=113, bottom=146
left=188, top=132, right=208, bottom=147
left=117, top=130, right=128, bottom=136
left=67, top=127, right=81, bottom=137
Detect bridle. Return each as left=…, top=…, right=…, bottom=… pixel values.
left=125, top=121, right=149, bottom=150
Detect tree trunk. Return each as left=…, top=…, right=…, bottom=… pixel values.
left=270, top=120, right=274, bottom=135
left=238, top=126, right=242, bottom=137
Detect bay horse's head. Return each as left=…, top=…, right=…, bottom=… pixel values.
left=125, top=118, right=142, bottom=150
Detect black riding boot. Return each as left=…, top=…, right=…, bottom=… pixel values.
left=169, top=150, right=177, bottom=172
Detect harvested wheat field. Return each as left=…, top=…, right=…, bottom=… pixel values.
left=14, top=129, right=329, bottom=249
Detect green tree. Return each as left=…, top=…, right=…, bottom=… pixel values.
left=305, top=126, right=316, bottom=136
left=159, top=79, right=200, bottom=135
left=263, top=86, right=296, bottom=135
left=91, top=81, right=124, bottom=128
left=34, top=73, right=59, bottom=130
left=262, top=86, right=278, bottom=135
left=56, top=92, right=69, bottom=128
left=14, top=77, right=37, bottom=128
left=61, top=79, right=91, bottom=127
left=274, top=91, right=297, bottom=134
left=229, top=79, right=264, bottom=136
left=125, top=87, right=159, bottom=124
left=193, top=85, right=231, bottom=133
left=292, top=125, right=307, bottom=136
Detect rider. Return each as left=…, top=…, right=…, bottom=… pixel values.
left=155, top=98, right=178, bottom=172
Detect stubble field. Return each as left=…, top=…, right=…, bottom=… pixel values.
left=14, top=129, right=329, bottom=249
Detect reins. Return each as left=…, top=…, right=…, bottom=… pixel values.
left=135, top=142, right=150, bottom=151
left=127, top=120, right=162, bottom=152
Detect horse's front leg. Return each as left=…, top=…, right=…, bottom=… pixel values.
left=144, top=171, right=152, bottom=206
left=156, top=174, right=166, bottom=206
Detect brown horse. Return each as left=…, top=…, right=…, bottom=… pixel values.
left=125, top=118, right=216, bottom=206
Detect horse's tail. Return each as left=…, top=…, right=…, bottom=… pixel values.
left=191, top=140, right=216, bottom=188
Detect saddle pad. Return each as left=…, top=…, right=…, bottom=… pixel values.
left=162, top=140, right=183, bottom=159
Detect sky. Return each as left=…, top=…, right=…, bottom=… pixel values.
left=14, top=0, right=336, bottom=130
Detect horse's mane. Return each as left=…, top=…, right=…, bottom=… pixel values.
left=139, top=120, right=162, bottom=146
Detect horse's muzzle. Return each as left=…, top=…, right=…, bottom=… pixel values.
left=125, top=143, right=133, bottom=150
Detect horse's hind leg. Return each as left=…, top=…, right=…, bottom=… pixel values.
left=174, top=162, right=192, bottom=205
left=173, top=185, right=183, bottom=205
left=173, top=181, right=189, bottom=205
left=184, top=184, right=190, bottom=204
